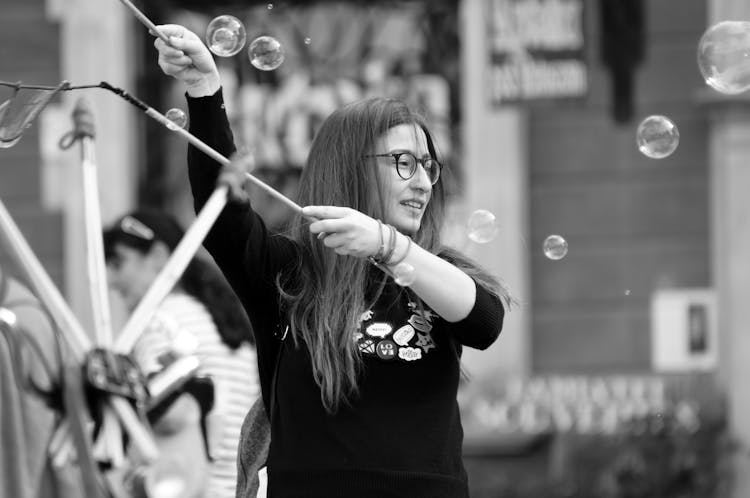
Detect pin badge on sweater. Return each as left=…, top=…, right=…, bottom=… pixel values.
left=376, top=340, right=397, bottom=360
left=356, top=298, right=440, bottom=362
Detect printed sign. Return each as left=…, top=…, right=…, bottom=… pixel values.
left=487, top=0, right=587, bottom=105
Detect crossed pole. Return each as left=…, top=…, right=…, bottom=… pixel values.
left=46, top=100, right=246, bottom=470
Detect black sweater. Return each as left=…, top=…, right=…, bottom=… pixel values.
left=186, top=90, right=505, bottom=498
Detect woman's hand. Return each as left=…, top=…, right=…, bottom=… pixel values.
left=152, top=24, right=220, bottom=97
left=302, top=206, right=381, bottom=259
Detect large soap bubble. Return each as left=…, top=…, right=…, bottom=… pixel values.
left=697, top=20, right=750, bottom=95
left=248, top=36, right=285, bottom=71
left=206, top=15, right=247, bottom=57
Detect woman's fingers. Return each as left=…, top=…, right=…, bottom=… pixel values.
left=166, top=32, right=210, bottom=59
left=302, top=205, right=351, bottom=220
left=154, top=38, right=185, bottom=58
left=308, top=218, right=347, bottom=235
left=320, top=233, right=345, bottom=249
left=158, top=56, right=194, bottom=75
left=149, top=24, right=185, bottom=40
left=307, top=211, right=381, bottom=258
left=152, top=24, right=219, bottom=91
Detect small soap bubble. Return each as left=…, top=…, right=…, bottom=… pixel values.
left=393, top=262, right=416, bottom=287
left=636, top=115, right=679, bottom=159
left=304, top=37, right=312, bottom=45
left=165, top=108, right=187, bottom=130
left=206, top=15, right=247, bottom=57
left=248, top=35, right=285, bottom=71
left=697, top=20, right=750, bottom=95
left=467, top=209, right=498, bottom=244
left=543, top=234, right=568, bottom=260
left=625, top=289, right=631, bottom=296
left=267, top=3, right=274, bottom=9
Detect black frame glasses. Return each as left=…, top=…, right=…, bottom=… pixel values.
left=366, top=152, right=442, bottom=185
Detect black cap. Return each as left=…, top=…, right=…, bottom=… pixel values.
left=103, top=210, right=184, bottom=260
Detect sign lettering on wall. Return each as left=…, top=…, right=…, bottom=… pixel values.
left=487, top=0, right=587, bottom=105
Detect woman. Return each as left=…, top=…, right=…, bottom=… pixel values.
left=153, top=25, right=511, bottom=498
left=104, top=210, right=259, bottom=498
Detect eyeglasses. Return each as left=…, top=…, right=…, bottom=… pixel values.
left=366, top=152, right=442, bottom=185
left=119, top=216, right=154, bottom=241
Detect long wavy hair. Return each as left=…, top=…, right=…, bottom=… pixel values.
left=277, top=97, right=512, bottom=413
left=104, top=210, right=254, bottom=349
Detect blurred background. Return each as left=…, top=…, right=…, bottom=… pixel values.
left=2, top=0, right=750, bottom=496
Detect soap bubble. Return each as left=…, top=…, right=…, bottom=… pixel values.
left=543, top=235, right=568, bottom=260
left=206, top=15, right=247, bottom=57
left=164, top=108, right=187, bottom=130
left=304, top=37, right=312, bottom=45
left=636, top=115, right=679, bottom=159
left=248, top=35, right=285, bottom=71
left=697, top=20, right=750, bottom=95
left=393, top=262, right=416, bottom=287
left=467, top=209, right=498, bottom=244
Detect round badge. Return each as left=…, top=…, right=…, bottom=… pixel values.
left=375, top=339, right=397, bottom=361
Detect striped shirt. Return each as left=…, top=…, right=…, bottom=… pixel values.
left=133, top=292, right=259, bottom=498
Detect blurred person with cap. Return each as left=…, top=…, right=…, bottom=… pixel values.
left=104, top=209, right=260, bottom=498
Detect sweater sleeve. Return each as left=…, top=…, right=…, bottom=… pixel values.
left=186, top=90, right=295, bottom=406
left=445, top=280, right=505, bottom=350
left=185, top=89, right=296, bottom=312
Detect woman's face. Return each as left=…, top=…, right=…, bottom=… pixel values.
left=106, top=243, right=160, bottom=311
left=374, top=124, right=433, bottom=236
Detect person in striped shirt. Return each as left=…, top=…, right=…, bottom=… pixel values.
left=104, top=209, right=260, bottom=498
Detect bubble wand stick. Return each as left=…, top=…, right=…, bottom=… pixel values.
left=116, top=0, right=170, bottom=44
